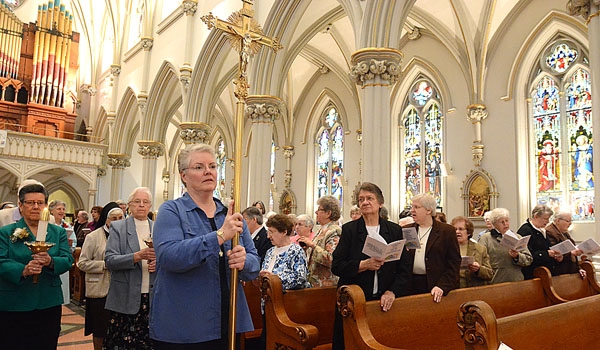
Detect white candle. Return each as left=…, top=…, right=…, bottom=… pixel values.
left=36, top=208, right=50, bottom=242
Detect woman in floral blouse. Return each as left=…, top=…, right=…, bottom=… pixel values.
left=260, top=214, right=310, bottom=290
left=298, top=195, right=342, bottom=287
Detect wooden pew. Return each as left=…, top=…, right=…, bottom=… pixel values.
left=240, top=281, right=263, bottom=349
left=262, top=274, right=337, bottom=350
left=458, top=294, right=600, bottom=349
left=337, top=262, right=600, bottom=350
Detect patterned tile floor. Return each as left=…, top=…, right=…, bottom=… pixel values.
left=59, top=302, right=93, bottom=349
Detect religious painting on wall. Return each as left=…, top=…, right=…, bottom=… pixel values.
left=467, top=175, right=490, bottom=218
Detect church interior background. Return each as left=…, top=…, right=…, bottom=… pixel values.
left=0, top=0, right=599, bottom=249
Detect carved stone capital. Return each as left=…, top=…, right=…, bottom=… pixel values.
left=182, top=0, right=198, bottom=16
left=180, top=64, right=193, bottom=88
left=466, top=104, right=488, bottom=123
left=106, top=112, right=116, bottom=123
left=283, top=146, right=295, bottom=159
left=111, top=64, right=121, bottom=76
left=137, top=140, right=165, bottom=159
left=97, top=165, right=107, bottom=177
left=137, top=93, right=148, bottom=113
left=80, top=84, right=96, bottom=96
left=407, top=27, right=422, bottom=40
left=179, top=122, right=212, bottom=144
left=141, top=37, right=154, bottom=51
left=350, top=48, right=403, bottom=87
left=246, top=95, right=285, bottom=123
left=472, top=144, right=484, bottom=167
left=106, top=153, right=131, bottom=169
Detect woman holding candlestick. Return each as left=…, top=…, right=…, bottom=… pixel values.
left=0, top=183, right=73, bottom=350
left=104, top=187, right=155, bottom=349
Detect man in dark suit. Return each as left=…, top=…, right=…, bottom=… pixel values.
left=242, top=206, right=272, bottom=266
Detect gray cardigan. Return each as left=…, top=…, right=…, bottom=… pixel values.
left=104, top=216, right=154, bottom=314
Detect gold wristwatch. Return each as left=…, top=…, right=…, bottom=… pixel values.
left=217, top=229, right=225, bottom=241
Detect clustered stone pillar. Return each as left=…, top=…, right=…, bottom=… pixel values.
left=106, top=153, right=131, bottom=202
left=137, top=140, right=165, bottom=198
left=350, top=48, right=402, bottom=197
left=567, top=0, right=600, bottom=247
left=466, top=104, right=488, bottom=167
left=245, top=95, right=284, bottom=208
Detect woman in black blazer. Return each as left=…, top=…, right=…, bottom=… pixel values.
left=331, top=182, right=412, bottom=350
left=405, top=193, right=461, bottom=302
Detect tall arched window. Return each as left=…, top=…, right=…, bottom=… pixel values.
left=316, top=106, right=344, bottom=204
left=531, top=40, right=593, bottom=221
left=215, top=138, right=227, bottom=199
left=402, top=79, right=444, bottom=207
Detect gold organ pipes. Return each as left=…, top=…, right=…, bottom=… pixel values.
left=44, top=0, right=59, bottom=104
left=50, top=4, right=65, bottom=106
left=31, top=0, right=72, bottom=106
left=33, top=3, right=48, bottom=103
left=58, top=11, right=72, bottom=108
left=30, top=4, right=42, bottom=102
left=38, top=1, right=53, bottom=104
left=0, top=1, right=22, bottom=79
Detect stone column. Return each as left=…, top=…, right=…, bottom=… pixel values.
left=179, top=122, right=211, bottom=144
left=137, top=140, right=165, bottom=198
left=180, top=0, right=198, bottom=120
left=466, top=104, right=488, bottom=167
left=106, top=153, right=131, bottom=201
left=567, top=0, right=600, bottom=258
left=350, top=48, right=402, bottom=197
left=87, top=189, right=97, bottom=211
left=138, top=38, right=154, bottom=114
left=245, top=95, right=283, bottom=207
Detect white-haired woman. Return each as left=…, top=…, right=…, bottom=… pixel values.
left=406, top=193, right=461, bottom=302
left=479, top=208, right=532, bottom=284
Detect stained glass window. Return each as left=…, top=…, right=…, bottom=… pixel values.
left=402, top=80, right=443, bottom=207
left=316, top=106, right=344, bottom=205
left=533, top=41, right=593, bottom=221
left=215, top=138, right=227, bottom=199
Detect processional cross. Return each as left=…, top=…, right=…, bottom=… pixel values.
left=201, top=2, right=282, bottom=349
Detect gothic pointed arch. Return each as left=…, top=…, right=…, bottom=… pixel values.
left=145, top=60, right=182, bottom=142
left=111, top=87, right=140, bottom=154
left=46, top=180, right=85, bottom=212
left=397, top=73, right=446, bottom=208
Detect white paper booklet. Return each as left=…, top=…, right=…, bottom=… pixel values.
left=500, top=231, right=530, bottom=252
left=362, top=236, right=406, bottom=262
left=402, top=227, right=421, bottom=249
left=576, top=238, right=600, bottom=255
left=461, top=256, right=475, bottom=267
left=549, top=240, right=577, bottom=255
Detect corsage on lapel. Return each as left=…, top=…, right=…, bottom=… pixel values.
left=10, top=227, right=30, bottom=243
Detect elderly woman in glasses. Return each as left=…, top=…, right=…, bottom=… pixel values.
left=104, top=187, right=156, bottom=349
left=0, top=183, right=73, bottom=349
left=545, top=211, right=586, bottom=277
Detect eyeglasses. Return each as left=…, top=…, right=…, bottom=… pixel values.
left=184, top=163, right=218, bottom=172
left=22, top=200, right=45, bottom=207
left=131, top=199, right=152, bottom=206
left=560, top=218, right=572, bottom=223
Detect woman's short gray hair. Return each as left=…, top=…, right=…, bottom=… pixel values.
left=531, top=204, right=553, bottom=218
left=296, top=214, right=314, bottom=229
left=488, top=208, right=510, bottom=225
left=317, top=195, right=341, bottom=222
left=128, top=187, right=153, bottom=203
left=411, top=193, right=437, bottom=216
left=177, top=144, right=216, bottom=173
left=48, top=199, right=66, bottom=211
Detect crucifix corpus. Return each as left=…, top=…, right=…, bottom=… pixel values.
left=201, top=1, right=282, bottom=349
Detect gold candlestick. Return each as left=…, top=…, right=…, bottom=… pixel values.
left=24, top=241, right=55, bottom=283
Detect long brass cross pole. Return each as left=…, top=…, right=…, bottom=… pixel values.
left=201, top=1, right=282, bottom=349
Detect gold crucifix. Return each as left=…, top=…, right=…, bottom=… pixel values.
left=202, top=0, right=283, bottom=101
left=201, top=2, right=282, bottom=349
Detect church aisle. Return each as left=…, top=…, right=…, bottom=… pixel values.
left=59, top=303, right=93, bottom=349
